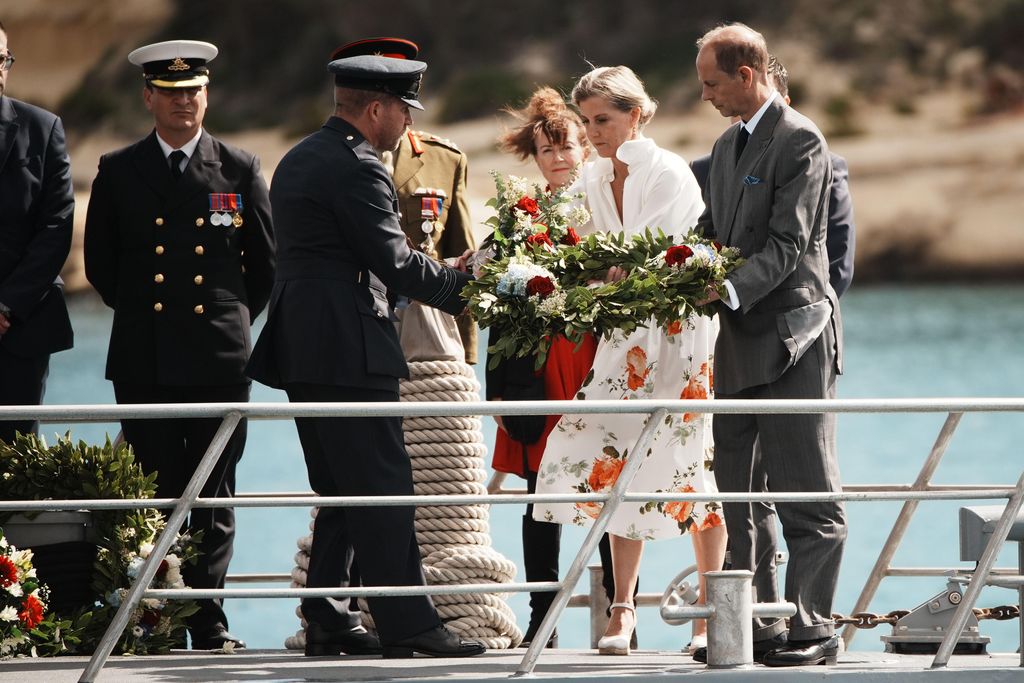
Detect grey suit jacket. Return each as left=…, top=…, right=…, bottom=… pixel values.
left=696, top=98, right=842, bottom=395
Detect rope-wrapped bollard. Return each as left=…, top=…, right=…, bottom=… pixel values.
left=285, top=359, right=523, bottom=650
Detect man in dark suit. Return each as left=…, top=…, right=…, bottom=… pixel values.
left=0, top=21, right=74, bottom=442
left=693, top=24, right=845, bottom=667
left=690, top=57, right=856, bottom=297
left=84, top=40, right=275, bottom=650
left=246, top=47, right=485, bottom=659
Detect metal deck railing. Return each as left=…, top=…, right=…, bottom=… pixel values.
left=1, top=398, right=1022, bottom=681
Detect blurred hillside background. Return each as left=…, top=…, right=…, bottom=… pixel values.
left=4, top=0, right=1024, bottom=291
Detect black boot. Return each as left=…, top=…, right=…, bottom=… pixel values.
left=520, top=513, right=560, bottom=648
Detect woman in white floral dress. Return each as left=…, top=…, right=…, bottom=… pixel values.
left=533, top=66, right=726, bottom=654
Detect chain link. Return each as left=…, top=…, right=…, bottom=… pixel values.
left=833, top=605, right=1019, bottom=628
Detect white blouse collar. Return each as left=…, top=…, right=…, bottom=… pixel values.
left=591, top=136, right=656, bottom=182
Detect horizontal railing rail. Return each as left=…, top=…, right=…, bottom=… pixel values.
left=1, top=397, right=1021, bottom=681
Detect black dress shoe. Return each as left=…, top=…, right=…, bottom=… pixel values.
left=692, top=632, right=788, bottom=664
left=761, top=635, right=839, bottom=667
left=191, top=628, right=246, bottom=650
left=383, top=625, right=486, bottom=658
left=305, top=622, right=383, bottom=656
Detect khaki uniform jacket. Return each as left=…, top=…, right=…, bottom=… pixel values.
left=392, top=130, right=477, bottom=363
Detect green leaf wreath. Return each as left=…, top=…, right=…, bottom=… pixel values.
left=0, top=433, right=200, bottom=655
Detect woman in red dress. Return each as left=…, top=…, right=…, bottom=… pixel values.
left=486, top=87, right=599, bottom=647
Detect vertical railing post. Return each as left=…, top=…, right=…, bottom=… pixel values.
left=843, top=412, right=963, bottom=647
left=931, top=468, right=1024, bottom=668
left=513, top=408, right=669, bottom=678
left=79, top=411, right=242, bottom=683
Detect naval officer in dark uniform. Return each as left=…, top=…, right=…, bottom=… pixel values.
left=246, top=48, right=485, bottom=659
left=84, top=40, right=275, bottom=650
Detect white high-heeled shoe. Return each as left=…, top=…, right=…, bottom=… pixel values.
left=597, top=602, right=636, bottom=655
left=686, top=633, right=707, bottom=654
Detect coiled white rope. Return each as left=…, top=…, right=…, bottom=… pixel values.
left=285, top=359, right=523, bottom=651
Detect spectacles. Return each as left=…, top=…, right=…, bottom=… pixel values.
left=0, top=52, right=14, bottom=71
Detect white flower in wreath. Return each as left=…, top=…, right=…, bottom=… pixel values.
left=0, top=606, right=17, bottom=622
left=139, top=542, right=155, bottom=558
left=5, top=582, right=22, bottom=598
left=684, top=243, right=718, bottom=268
left=132, top=625, right=145, bottom=638
left=568, top=206, right=591, bottom=228
left=505, top=175, right=532, bottom=201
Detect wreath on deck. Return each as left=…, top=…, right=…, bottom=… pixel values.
left=0, top=433, right=200, bottom=656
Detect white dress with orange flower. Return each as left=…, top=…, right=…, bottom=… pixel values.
left=532, top=136, right=723, bottom=540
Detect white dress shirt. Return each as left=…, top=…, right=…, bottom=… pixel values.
left=156, top=129, right=203, bottom=174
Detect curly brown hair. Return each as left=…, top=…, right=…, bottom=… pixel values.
left=498, top=86, right=587, bottom=160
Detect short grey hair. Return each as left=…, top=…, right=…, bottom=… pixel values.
left=334, top=86, right=391, bottom=117
left=571, top=65, right=658, bottom=128
left=696, top=23, right=770, bottom=77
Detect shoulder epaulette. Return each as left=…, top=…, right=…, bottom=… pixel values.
left=412, top=130, right=461, bottom=152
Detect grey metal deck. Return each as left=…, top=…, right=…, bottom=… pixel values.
left=1, top=649, right=1021, bottom=683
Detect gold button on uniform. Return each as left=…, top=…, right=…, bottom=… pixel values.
left=196, top=217, right=204, bottom=227
left=155, top=245, right=165, bottom=255
left=155, top=217, right=164, bottom=226
left=195, top=245, right=204, bottom=255
left=153, top=303, right=163, bottom=312
left=194, top=305, right=204, bottom=315
left=154, top=273, right=165, bottom=283
left=194, top=275, right=204, bottom=285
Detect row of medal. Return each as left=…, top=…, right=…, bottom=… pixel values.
left=209, top=211, right=243, bottom=227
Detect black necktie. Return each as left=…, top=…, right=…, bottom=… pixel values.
left=735, top=126, right=750, bottom=163
left=169, top=150, right=187, bottom=180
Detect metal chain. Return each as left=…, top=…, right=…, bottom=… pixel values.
left=832, top=605, right=1020, bottom=628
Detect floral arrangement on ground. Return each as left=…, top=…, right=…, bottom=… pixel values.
left=0, top=527, right=64, bottom=657
left=464, top=228, right=743, bottom=369
left=0, top=433, right=200, bottom=656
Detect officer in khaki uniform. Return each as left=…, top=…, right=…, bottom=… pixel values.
left=331, top=39, right=477, bottom=364
left=84, top=40, right=274, bottom=650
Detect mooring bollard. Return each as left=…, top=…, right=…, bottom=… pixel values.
left=659, top=569, right=796, bottom=668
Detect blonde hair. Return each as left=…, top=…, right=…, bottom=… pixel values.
left=498, top=86, right=587, bottom=160
left=571, top=65, right=657, bottom=128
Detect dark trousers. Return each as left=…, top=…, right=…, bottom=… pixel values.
left=286, top=382, right=440, bottom=644
left=114, top=382, right=249, bottom=637
left=0, top=345, right=49, bottom=442
left=713, top=332, right=846, bottom=641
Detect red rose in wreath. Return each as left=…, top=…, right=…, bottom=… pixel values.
left=514, top=196, right=540, bottom=217
left=526, top=275, right=556, bottom=298
left=561, top=226, right=581, bottom=245
left=526, top=231, right=553, bottom=247
left=665, top=245, right=694, bottom=266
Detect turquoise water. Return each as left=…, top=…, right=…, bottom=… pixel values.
left=40, top=285, right=1024, bottom=653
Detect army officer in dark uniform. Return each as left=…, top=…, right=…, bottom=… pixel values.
left=84, top=40, right=275, bottom=650
left=246, top=48, right=484, bottom=659
left=330, top=38, right=477, bottom=364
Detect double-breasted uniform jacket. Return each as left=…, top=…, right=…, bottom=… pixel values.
left=696, top=97, right=842, bottom=396
left=84, top=130, right=275, bottom=386
left=246, top=117, right=471, bottom=393
left=392, top=129, right=477, bottom=363
left=0, top=96, right=74, bottom=358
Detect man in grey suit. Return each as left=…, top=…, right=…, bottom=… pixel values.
left=692, top=24, right=845, bottom=667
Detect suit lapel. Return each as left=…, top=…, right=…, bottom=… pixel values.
left=391, top=135, right=423, bottom=192
left=720, top=100, right=784, bottom=245
left=168, top=131, right=220, bottom=210
left=131, top=131, right=174, bottom=200
left=0, top=97, right=20, bottom=174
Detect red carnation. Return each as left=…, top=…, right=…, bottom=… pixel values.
left=514, top=196, right=540, bottom=217
left=665, top=245, right=694, bottom=266
left=19, top=594, right=44, bottom=630
left=141, top=609, right=161, bottom=627
left=0, top=556, right=17, bottom=588
left=526, top=276, right=556, bottom=298
left=561, top=227, right=581, bottom=245
left=526, top=231, right=553, bottom=247
left=713, top=241, right=723, bottom=252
